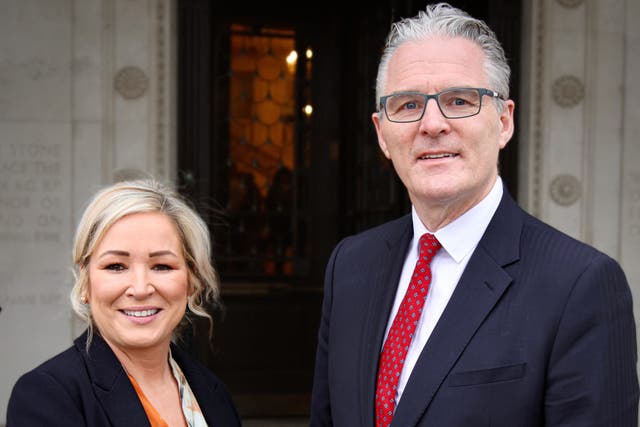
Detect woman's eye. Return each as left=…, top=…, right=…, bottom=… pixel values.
left=153, top=264, right=173, bottom=271
left=105, top=263, right=126, bottom=271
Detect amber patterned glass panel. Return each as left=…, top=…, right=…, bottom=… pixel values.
left=223, top=25, right=297, bottom=277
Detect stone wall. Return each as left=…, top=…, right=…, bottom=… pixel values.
left=0, top=0, right=175, bottom=422
left=519, top=1, right=640, bottom=386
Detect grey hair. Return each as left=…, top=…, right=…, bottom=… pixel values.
left=70, top=179, right=220, bottom=348
left=375, top=2, right=510, bottom=110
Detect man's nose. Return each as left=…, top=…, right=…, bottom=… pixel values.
left=418, top=98, right=449, bottom=136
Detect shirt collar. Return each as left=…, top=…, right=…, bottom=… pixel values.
left=411, top=176, right=503, bottom=263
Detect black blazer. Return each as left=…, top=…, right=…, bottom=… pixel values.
left=311, top=189, right=639, bottom=426
left=7, top=331, right=241, bottom=426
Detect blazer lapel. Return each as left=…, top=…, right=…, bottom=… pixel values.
left=77, top=333, right=151, bottom=427
left=391, top=191, right=523, bottom=427
left=170, top=344, right=240, bottom=426
left=359, top=215, right=414, bottom=427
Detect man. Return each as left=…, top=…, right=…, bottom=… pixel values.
left=310, top=3, right=638, bottom=426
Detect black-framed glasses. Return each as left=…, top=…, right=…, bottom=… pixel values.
left=379, top=87, right=503, bottom=122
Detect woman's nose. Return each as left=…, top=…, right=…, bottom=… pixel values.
left=126, top=267, right=154, bottom=297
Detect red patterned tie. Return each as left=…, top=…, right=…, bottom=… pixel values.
left=375, top=233, right=441, bottom=427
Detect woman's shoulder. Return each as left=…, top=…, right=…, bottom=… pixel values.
left=24, top=343, right=83, bottom=378
left=6, top=333, right=128, bottom=427
left=169, top=343, right=224, bottom=385
left=10, top=336, right=91, bottom=398
left=7, top=343, right=88, bottom=423
left=170, top=343, right=242, bottom=425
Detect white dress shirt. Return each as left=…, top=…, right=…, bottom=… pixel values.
left=382, top=176, right=504, bottom=405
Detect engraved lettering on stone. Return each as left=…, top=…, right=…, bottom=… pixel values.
left=0, top=142, right=63, bottom=243
left=114, top=66, right=148, bottom=99
left=0, top=291, right=62, bottom=306
left=113, top=168, right=148, bottom=183
left=552, top=75, right=584, bottom=108
left=550, top=174, right=581, bottom=206
left=557, top=0, right=584, bottom=8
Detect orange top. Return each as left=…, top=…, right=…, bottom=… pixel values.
left=127, top=373, right=168, bottom=427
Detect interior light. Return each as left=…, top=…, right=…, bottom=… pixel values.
left=303, top=104, right=313, bottom=116
left=286, top=50, right=298, bottom=74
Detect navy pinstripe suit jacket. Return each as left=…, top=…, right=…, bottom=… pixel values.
left=311, top=188, right=638, bottom=427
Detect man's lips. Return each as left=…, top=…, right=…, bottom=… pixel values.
left=417, top=153, right=457, bottom=160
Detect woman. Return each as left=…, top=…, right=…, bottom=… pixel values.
left=7, top=179, right=241, bottom=426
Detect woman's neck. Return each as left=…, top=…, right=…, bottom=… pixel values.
left=105, top=338, right=173, bottom=385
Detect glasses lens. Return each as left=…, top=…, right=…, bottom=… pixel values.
left=438, top=89, right=481, bottom=118
left=384, top=93, right=426, bottom=122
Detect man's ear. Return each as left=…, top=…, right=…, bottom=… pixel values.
left=498, top=99, right=515, bottom=149
left=372, top=112, right=391, bottom=159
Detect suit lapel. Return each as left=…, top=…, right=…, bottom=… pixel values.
left=77, top=333, right=151, bottom=427
left=390, top=191, right=523, bottom=427
left=359, top=216, right=414, bottom=427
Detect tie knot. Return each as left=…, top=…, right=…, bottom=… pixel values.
left=418, top=233, right=441, bottom=261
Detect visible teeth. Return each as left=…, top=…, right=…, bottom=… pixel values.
left=420, top=153, right=455, bottom=160
left=123, top=309, right=158, bottom=317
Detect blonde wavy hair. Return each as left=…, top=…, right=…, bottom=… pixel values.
left=70, top=179, right=219, bottom=346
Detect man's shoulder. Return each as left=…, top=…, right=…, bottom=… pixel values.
left=331, top=214, right=412, bottom=258
left=346, top=214, right=411, bottom=243
left=518, top=208, right=613, bottom=263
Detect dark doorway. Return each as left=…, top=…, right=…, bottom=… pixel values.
left=177, top=0, right=521, bottom=417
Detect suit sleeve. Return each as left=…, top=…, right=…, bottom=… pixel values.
left=545, top=254, right=639, bottom=426
left=7, top=370, right=87, bottom=427
left=310, top=239, right=347, bottom=427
